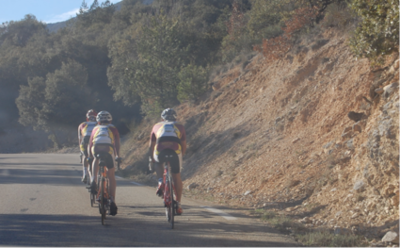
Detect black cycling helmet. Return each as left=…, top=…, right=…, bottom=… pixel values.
left=161, top=108, right=177, bottom=121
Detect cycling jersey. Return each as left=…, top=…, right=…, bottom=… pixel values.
left=79, top=121, right=97, bottom=139
left=88, top=124, right=120, bottom=158
left=78, top=121, right=97, bottom=156
left=151, top=121, right=186, bottom=156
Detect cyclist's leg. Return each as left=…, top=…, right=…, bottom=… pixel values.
left=87, top=157, right=93, bottom=181
left=90, top=157, right=100, bottom=184
left=172, top=172, right=183, bottom=203
left=107, top=155, right=117, bottom=202
left=104, top=152, right=116, bottom=201
left=153, top=151, right=163, bottom=179
left=170, top=151, right=183, bottom=211
left=102, top=151, right=117, bottom=216
left=155, top=163, right=163, bottom=181
left=107, top=168, right=116, bottom=199
left=91, top=145, right=110, bottom=185
left=80, top=143, right=89, bottom=182
left=154, top=151, right=165, bottom=196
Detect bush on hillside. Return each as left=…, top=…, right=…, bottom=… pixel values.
left=177, top=64, right=210, bottom=102
left=321, top=1, right=354, bottom=29
left=349, top=0, right=399, bottom=65
left=254, top=6, right=318, bottom=62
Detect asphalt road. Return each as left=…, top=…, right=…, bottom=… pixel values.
left=0, top=153, right=300, bottom=247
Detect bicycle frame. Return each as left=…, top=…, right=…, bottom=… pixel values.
left=98, top=158, right=110, bottom=225
left=163, top=161, right=176, bottom=229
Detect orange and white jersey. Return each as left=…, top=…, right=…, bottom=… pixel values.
left=78, top=121, right=97, bottom=139
left=88, top=124, right=120, bottom=158
left=150, top=121, right=186, bottom=156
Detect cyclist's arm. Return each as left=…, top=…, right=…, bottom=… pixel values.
left=88, top=127, right=95, bottom=158
left=149, top=130, right=156, bottom=161
left=78, top=124, right=82, bottom=145
left=181, top=140, right=187, bottom=156
left=114, top=129, right=121, bottom=157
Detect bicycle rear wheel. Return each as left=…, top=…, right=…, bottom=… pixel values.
left=90, top=191, right=95, bottom=207
left=168, top=176, right=174, bottom=229
left=100, top=178, right=106, bottom=225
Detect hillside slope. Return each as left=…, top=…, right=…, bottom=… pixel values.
left=121, top=28, right=399, bottom=242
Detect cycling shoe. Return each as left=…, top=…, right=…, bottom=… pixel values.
left=110, top=202, right=118, bottom=216
left=89, top=181, right=97, bottom=195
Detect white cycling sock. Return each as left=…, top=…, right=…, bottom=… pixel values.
left=83, top=167, right=88, bottom=176
left=158, top=178, right=163, bottom=185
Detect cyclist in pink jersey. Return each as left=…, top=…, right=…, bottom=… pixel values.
left=149, top=108, right=186, bottom=215
left=88, top=111, right=120, bottom=216
left=78, top=109, right=97, bottom=183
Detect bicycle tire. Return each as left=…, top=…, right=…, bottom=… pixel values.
left=90, top=192, right=95, bottom=207
left=169, top=177, right=174, bottom=229
left=100, top=177, right=106, bottom=225
left=164, top=178, right=170, bottom=222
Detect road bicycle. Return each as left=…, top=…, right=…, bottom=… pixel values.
left=161, top=154, right=177, bottom=229
left=96, top=154, right=121, bottom=225
left=97, top=153, right=111, bottom=225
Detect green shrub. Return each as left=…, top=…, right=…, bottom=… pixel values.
left=322, top=2, right=354, bottom=29
left=349, top=0, right=399, bottom=65
left=177, top=64, right=210, bottom=102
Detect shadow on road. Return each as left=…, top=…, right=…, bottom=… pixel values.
left=0, top=212, right=298, bottom=247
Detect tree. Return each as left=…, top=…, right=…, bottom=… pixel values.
left=16, top=77, right=47, bottom=129
left=296, top=0, right=344, bottom=23
left=0, top=15, right=51, bottom=123
left=0, top=15, right=47, bottom=47
left=76, top=0, right=115, bottom=28
left=246, top=0, right=289, bottom=42
left=16, top=60, right=95, bottom=147
left=177, top=64, right=210, bottom=102
left=108, top=12, right=188, bottom=115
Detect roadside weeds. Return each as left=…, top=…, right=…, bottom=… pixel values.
left=250, top=208, right=370, bottom=247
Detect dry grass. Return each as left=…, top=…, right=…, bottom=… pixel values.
left=296, top=230, right=368, bottom=247
left=251, top=208, right=369, bottom=247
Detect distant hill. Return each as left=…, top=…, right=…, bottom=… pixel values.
left=46, top=0, right=153, bottom=33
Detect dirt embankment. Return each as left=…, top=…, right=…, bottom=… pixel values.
left=121, top=28, right=399, bottom=241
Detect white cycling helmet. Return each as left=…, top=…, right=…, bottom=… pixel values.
left=161, top=108, right=177, bottom=121
left=96, top=111, right=112, bottom=123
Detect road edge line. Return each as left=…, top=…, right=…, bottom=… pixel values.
left=115, top=176, right=144, bottom=186
left=201, top=206, right=237, bottom=220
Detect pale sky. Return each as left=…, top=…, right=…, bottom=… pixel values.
left=1, top=0, right=121, bottom=24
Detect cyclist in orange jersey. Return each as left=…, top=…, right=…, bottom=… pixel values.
left=88, top=111, right=120, bottom=216
left=78, top=109, right=97, bottom=184
left=149, top=108, right=186, bottom=215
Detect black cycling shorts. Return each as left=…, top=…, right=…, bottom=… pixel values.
left=95, top=152, right=114, bottom=170
left=158, top=149, right=180, bottom=174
